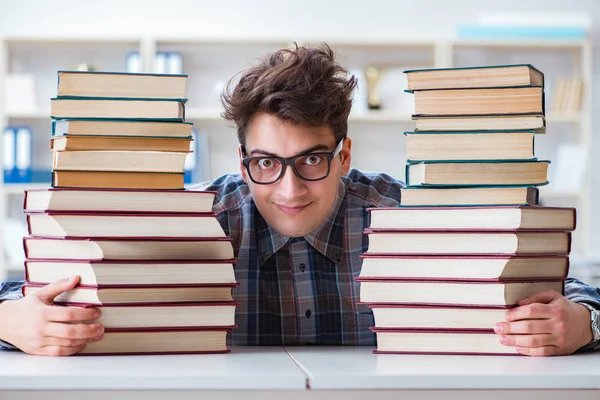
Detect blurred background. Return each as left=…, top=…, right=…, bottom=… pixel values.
left=0, top=0, right=599, bottom=285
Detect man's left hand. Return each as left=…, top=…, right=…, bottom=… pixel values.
left=494, top=290, right=593, bottom=356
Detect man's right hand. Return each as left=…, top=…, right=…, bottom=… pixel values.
left=0, top=276, right=103, bottom=356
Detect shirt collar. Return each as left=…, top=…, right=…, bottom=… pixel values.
left=256, top=180, right=346, bottom=266
left=304, top=180, right=346, bottom=264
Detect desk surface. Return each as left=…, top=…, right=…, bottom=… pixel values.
left=284, top=346, right=600, bottom=390
left=0, top=347, right=307, bottom=390
left=1, top=346, right=600, bottom=391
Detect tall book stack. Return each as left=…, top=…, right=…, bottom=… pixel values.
left=21, top=71, right=238, bottom=355
left=358, top=65, right=577, bottom=355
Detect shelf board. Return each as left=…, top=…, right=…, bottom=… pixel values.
left=155, top=37, right=291, bottom=46
left=185, top=108, right=414, bottom=123
left=2, top=109, right=586, bottom=124
left=4, top=37, right=140, bottom=46
left=185, top=108, right=224, bottom=120
left=452, top=39, right=589, bottom=49
left=349, top=110, right=413, bottom=122
left=5, top=110, right=49, bottom=119
left=1, top=183, right=50, bottom=194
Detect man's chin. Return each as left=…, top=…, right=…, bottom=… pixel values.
left=271, top=222, right=316, bottom=238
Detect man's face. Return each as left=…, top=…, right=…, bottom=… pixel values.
left=239, top=113, right=352, bottom=237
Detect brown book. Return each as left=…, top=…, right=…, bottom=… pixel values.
left=23, top=236, right=234, bottom=260
left=53, top=119, right=193, bottom=138
left=413, top=87, right=544, bottom=116
left=405, top=64, right=543, bottom=91
left=358, top=279, right=564, bottom=307
left=406, top=160, right=549, bottom=186
left=370, top=304, right=509, bottom=331
left=50, top=98, right=185, bottom=121
left=51, top=135, right=192, bottom=152
left=400, top=186, right=538, bottom=206
left=52, top=171, right=184, bottom=190
left=405, top=131, right=535, bottom=161
left=359, top=254, right=569, bottom=281
left=23, top=283, right=238, bottom=304
left=368, top=206, right=576, bottom=231
left=57, top=71, right=187, bottom=99
left=24, top=259, right=236, bottom=286
left=52, top=150, right=188, bottom=173
left=413, top=114, right=545, bottom=133
left=60, top=302, right=238, bottom=330
left=24, top=188, right=216, bottom=213
left=26, top=212, right=225, bottom=238
left=372, top=328, right=518, bottom=355
left=363, top=229, right=571, bottom=255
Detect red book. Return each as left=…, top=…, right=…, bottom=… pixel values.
left=77, top=327, right=232, bottom=355
left=57, top=301, right=239, bottom=330
left=369, top=303, right=511, bottom=331
left=23, top=236, right=234, bottom=260
left=23, top=282, right=239, bottom=304
left=24, top=259, right=237, bottom=286
left=371, top=328, right=521, bottom=356
left=367, top=206, right=576, bottom=232
left=359, top=254, right=569, bottom=281
left=357, top=279, right=564, bottom=307
left=24, top=188, right=217, bottom=214
left=26, top=212, right=225, bottom=238
left=363, top=229, right=572, bottom=255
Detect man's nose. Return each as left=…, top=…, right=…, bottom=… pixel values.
left=276, top=165, right=308, bottom=198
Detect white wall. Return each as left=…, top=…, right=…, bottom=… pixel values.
left=1, top=0, right=600, bottom=257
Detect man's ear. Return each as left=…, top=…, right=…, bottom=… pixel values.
left=340, top=137, right=352, bottom=176
left=238, top=145, right=248, bottom=183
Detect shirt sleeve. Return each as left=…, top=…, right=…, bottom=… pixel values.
left=0, top=280, right=25, bottom=351
left=564, top=277, right=600, bottom=352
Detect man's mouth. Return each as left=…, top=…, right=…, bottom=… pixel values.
left=275, top=203, right=310, bottom=214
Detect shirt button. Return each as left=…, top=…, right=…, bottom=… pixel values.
left=305, top=309, right=312, bottom=319
left=299, top=263, right=306, bottom=272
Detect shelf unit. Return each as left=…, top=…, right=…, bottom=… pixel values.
left=0, top=36, right=593, bottom=279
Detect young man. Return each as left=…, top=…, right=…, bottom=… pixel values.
left=0, top=44, right=599, bottom=356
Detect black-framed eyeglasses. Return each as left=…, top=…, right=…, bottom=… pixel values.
left=241, top=139, right=344, bottom=185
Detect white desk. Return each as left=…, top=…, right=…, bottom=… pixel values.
left=285, top=346, right=600, bottom=400
left=0, top=347, right=306, bottom=400
left=1, top=346, right=599, bottom=400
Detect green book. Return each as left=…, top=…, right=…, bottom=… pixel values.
left=50, top=97, right=187, bottom=122
left=52, top=119, right=194, bottom=138
left=404, top=130, right=536, bottom=163
left=399, top=185, right=539, bottom=207
left=405, top=159, right=550, bottom=187
left=403, top=64, right=544, bottom=92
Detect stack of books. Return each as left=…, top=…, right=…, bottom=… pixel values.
left=358, top=64, right=577, bottom=355
left=21, top=71, right=237, bottom=355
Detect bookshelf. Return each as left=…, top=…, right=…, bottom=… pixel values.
left=0, top=36, right=594, bottom=279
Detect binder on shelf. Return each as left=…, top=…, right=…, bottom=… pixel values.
left=3, top=127, right=16, bottom=183
left=127, top=52, right=183, bottom=74
left=3, top=126, right=32, bottom=183
left=155, top=52, right=184, bottom=74
left=126, top=52, right=142, bottom=73
left=15, top=127, right=32, bottom=183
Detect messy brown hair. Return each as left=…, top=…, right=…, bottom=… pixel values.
left=221, top=43, right=357, bottom=147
